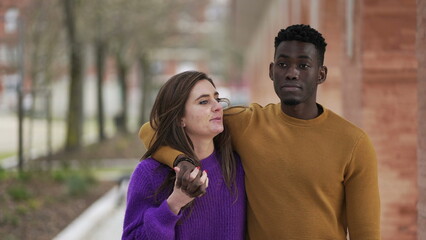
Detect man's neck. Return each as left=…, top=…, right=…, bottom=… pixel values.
left=281, top=103, right=322, bottom=120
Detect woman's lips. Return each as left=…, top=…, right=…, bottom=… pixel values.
left=210, top=117, right=222, bottom=121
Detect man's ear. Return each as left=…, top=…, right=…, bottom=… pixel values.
left=318, top=66, right=327, bottom=84
left=269, top=62, right=274, bottom=81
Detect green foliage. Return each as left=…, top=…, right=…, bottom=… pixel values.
left=0, top=212, right=19, bottom=227
left=27, top=199, right=42, bottom=210
left=51, top=169, right=97, bottom=196
left=15, top=205, right=29, bottom=215
left=16, top=171, right=32, bottom=182
left=67, top=174, right=88, bottom=196
left=6, top=185, right=32, bottom=202
left=51, top=169, right=67, bottom=183
left=0, top=166, right=6, bottom=180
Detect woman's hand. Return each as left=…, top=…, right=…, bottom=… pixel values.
left=166, top=167, right=208, bottom=215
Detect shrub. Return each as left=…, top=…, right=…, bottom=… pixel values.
left=65, top=171, right=96, bottom=196
left=6, top=185, right=31, bottom=202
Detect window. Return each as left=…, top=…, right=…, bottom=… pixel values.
left=5, top=8, right=20, bottom=34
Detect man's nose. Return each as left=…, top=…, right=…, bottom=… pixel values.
left=286, top=65, right=300, bottom=80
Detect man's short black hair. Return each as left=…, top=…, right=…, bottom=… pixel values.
left=274, top=24, right=327, bottom=65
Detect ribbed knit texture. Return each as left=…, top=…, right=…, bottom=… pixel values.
left=122, top=151, right=246, bottom=240
left=140, top=103, right=380, bottom=240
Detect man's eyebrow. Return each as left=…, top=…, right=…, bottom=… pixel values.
left=276, top=54, right=313, bottom=60
left=195, top=92, right=219, bottom=101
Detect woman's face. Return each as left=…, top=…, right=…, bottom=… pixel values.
left=181, top=79, right=223, bottom=140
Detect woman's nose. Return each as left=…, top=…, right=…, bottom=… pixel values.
left=212, top=100, right=223, bottom=112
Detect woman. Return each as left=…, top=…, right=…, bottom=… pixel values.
left=122, top=71, right=246, bottom=240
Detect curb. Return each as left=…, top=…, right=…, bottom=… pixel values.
left=53, top=183, right=126, bottom=240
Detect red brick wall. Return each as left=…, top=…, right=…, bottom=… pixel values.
left=417, top=0, right=426, bottom=239
left=359, top=0, right=418, bottom=239
left=317, top=0, right=344, bottom=115
left=342, top=0, right=364, bottom=127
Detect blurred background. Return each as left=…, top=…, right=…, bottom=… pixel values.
left=0, top=0, right=424, bottom=239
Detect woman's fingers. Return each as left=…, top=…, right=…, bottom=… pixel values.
left=200, top=171, right=207, bottom=184
left=189, top=167, right=200, bottom=180
left=188, top=171, right=208, bottom=198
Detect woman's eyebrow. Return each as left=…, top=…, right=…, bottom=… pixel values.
left=195, top=92, right=219, bottom=101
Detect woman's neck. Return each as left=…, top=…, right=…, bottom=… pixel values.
left=192, top=138, right=215, bottom=160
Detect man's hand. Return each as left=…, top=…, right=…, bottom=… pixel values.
left=167, top=167, right=207, bottom=214
left=175, top=160, right=208, bottom=198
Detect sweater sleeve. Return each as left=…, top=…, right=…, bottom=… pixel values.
left=344, top=133, right=381, bottom=240
left=122, top=163, right=181, bottom=240
left=138, top=122, right=183, bottom=168
left=223, top=105, right=253, bottom=148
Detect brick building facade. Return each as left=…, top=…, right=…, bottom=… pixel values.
left=229, top=0, right=423, bottom=239
left=417, top=0, right=426, bottom=239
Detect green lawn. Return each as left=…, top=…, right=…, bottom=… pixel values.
left=0, top=152, right=16, bottom=162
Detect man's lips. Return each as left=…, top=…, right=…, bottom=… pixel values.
left=281, top=84, right=302, bottom=91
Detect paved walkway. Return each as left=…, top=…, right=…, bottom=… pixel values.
left=86, top=203, right=126, bottom=240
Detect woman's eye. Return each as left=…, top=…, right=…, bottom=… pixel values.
left=199, top=100, right=208, bottom=105
left=216, top=98, right=221, bottom=103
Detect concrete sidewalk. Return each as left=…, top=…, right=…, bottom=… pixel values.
left=85, top=204, right=126, bottom=240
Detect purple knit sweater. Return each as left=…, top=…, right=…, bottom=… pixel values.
left=122, top=151, right=246, bottom=240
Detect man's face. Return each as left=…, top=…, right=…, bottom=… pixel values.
left=269, top=41, right=326, bottom=106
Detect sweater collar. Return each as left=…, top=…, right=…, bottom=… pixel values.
left=199, top=150, right=217, bottom=168
left=276, top=103, right=328, bottom=127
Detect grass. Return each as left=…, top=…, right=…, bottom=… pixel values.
left=0, top=152, right=15, bottom=162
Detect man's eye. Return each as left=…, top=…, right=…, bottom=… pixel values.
left=299, top=64, right=310, bottom=69
left=277, top=62, right=287, bottom=67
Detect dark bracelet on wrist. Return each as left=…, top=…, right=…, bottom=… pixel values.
left=173, top=156, right=198, bottom=168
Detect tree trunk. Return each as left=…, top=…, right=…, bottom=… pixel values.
left=95, top=40, right=106, bottom=141
left=27, top=90, right=36, bottom=166
left=17, top=18, right=25, bottom=172
left=115, top=54, right=128, bottom=133
left=46, top=88, right=53, bottom=170
left=138, top=54, right=152, bottom=124
left=63, top=0, right=84, bottom=151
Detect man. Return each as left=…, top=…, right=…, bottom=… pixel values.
left=140, top=24, right=380, bottom=239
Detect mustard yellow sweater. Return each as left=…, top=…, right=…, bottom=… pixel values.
left=140, top=103, right=380, bottom=240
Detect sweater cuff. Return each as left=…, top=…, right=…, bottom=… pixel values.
left=156, top=200, right=182, bottom=225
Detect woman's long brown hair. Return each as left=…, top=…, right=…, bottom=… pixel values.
left=142, top=71, right=238, bottom=202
